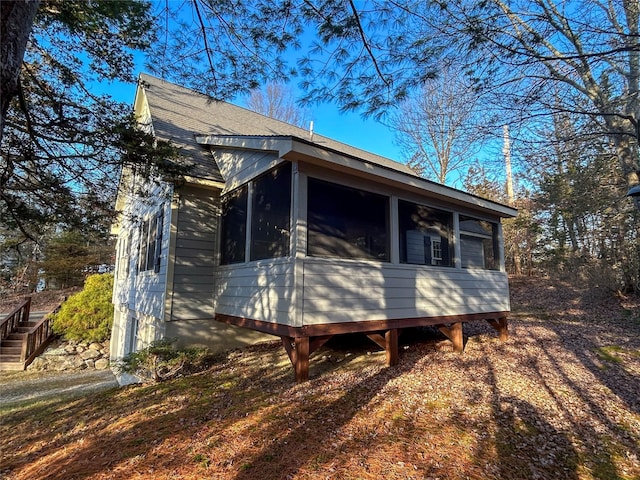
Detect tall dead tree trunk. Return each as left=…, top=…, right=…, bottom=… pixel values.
left=0, top=0, right=41, bottom=142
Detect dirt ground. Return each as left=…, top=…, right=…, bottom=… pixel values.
left=1, top=277, right=639, bottom=480
left=0, top=288, right=78, bottom=314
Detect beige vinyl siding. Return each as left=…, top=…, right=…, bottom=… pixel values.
left=214, top=259, right=295, bottom=325
left=301, top=258, right=509, bottom=325
left=169, top=187, right=218, bottom=320
left=130, top=185, right=172, bottom=320
left=213, top=148, right=282, bottom=193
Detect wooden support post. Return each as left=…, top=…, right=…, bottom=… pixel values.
left=281, top=336, right=310, bottom=382
left=294, top=337, right=309, bottom=383
left=385, top=329, right=399, bottom=366
left=487, top=317, right=509, bottom=342
left=437, top=322, right=464, bottom=353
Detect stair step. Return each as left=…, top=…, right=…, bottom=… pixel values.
left=0, top=354, right=22, bottom=362
left=5, top=334, right=26, bottom=341
left=0, top=346, right=22, bottom=354
left=0, top=361, right=26, bottom=371
left=1, top=339, right=23, bottom=347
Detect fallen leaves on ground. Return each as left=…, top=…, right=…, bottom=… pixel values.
left=1, top=277, right=639, bottom=480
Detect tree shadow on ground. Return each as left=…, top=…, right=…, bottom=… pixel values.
left=471, top=348, right=581, bottom=480
left=229, top=345, right=423, bottom=479
left=511, top=276, right=640, bottom=415
left=2, top=341, right=422, bottom=480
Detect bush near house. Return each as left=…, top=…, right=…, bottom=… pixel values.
left=115, top=339, right=209, bottom=383
left=51, top=273, right=114, bottom=343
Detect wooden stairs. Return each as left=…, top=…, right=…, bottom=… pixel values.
left=0, top=298, right=56, bottom=371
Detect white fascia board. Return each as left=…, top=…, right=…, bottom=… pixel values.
left=195, top=134, right=517, bottom=218
left=195, top=135, right=293, bottom=158
left=284, top=139, right=518, bottom=219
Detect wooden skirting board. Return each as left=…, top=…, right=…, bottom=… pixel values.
left=215, top=312, right=509, bottom=382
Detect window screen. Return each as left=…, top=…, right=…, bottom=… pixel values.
left=459, top=215, right=500, bottom=270
left=307, top=178, right=389, bottom=261
left=398, top=200, right=453, bottom=266
left=250, top=162, right=292, bottom=261
left=220, top=185, right=248, bottom=264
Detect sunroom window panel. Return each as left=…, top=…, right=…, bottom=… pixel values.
left=398, top=200, right=453, bottom=266
left=250, top=162, right=292, bottom=261
left=459, top=215, right=499, bottom=270
left=307, top=179, right=390, bottom=261
left=220, top=185, right=248, bottom=265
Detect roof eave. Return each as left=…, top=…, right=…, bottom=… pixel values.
left=195, top=134, right=518, bottom=219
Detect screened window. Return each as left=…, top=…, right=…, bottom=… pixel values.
left=251, top=162, right=292, bottom=260
left=307, top=178, right=390, bottom=261
left=459, top=215, right=500, bottom=270
left=137, top=205, right=164, bottom=273
left=220, top=185, right=248, bottom=264
left=398, top=200, right=453, bottom=266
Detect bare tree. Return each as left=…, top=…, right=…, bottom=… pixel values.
left=442, top=0, right=640, bottom=189
left=245, top=83, right=307, bottom=127
left=154, top=1, right=638, bottom=190
left=390, top=64, right=486, bottom=185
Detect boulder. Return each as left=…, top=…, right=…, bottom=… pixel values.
left=80, top=349, right=101, bottom=360
left=94, top=358, right=110, bottom=370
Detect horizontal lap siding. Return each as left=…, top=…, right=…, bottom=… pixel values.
left=170, top=188, right=218, bottom=320
left=302, top=259, right=509, bottom=325
left=130, top=184, right=173, bottom=320
left=215, top=148, right=281, bottom=192
left=214, top=261, right=295, bottom=325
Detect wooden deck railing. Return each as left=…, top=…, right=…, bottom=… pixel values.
left=1, top=297, right=57, bottom=369
left=20, top=313, right=55, bottom=367
left=0, top=297, right=32, bottom=344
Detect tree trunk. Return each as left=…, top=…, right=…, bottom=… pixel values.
left=0, top=0, right=41, bottom=142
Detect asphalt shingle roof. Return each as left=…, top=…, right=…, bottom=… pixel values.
left=139, top=73, right=417, bottom=183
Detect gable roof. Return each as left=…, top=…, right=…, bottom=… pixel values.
left=138, top=73, right=416, bottom=183
left=137, top=73, right=516, bottom=219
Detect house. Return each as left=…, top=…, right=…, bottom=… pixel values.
left=110, top=74, right=517, bottom=382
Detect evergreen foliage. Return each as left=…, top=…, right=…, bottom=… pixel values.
left=39, top=230, right=113, bottom=289
left=1, top=1, right=184, bottom=291
left=51, top=273, right=114, bottom=342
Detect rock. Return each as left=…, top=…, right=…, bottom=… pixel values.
left=94, top=358, right=110, bottom=370
left=44, top=347, right=69, bottom=356
left=69, top=356, right=87, bottom=369
left=20, top=338, right=113, bottom=373
left=52, top=361, right=67, bottom=371
left=27, top=357, right=47, bottom=371
left=81, top=349, right=100, bottom=360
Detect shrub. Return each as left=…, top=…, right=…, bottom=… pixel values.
left=51, top=273, right=114, bottom=342
left=115, top=339, right=208, bottom=383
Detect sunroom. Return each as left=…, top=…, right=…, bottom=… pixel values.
left=197, top=134, right=517, bottom=381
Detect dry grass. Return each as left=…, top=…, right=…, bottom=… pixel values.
left=1, top=277, right=639, bottom=480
